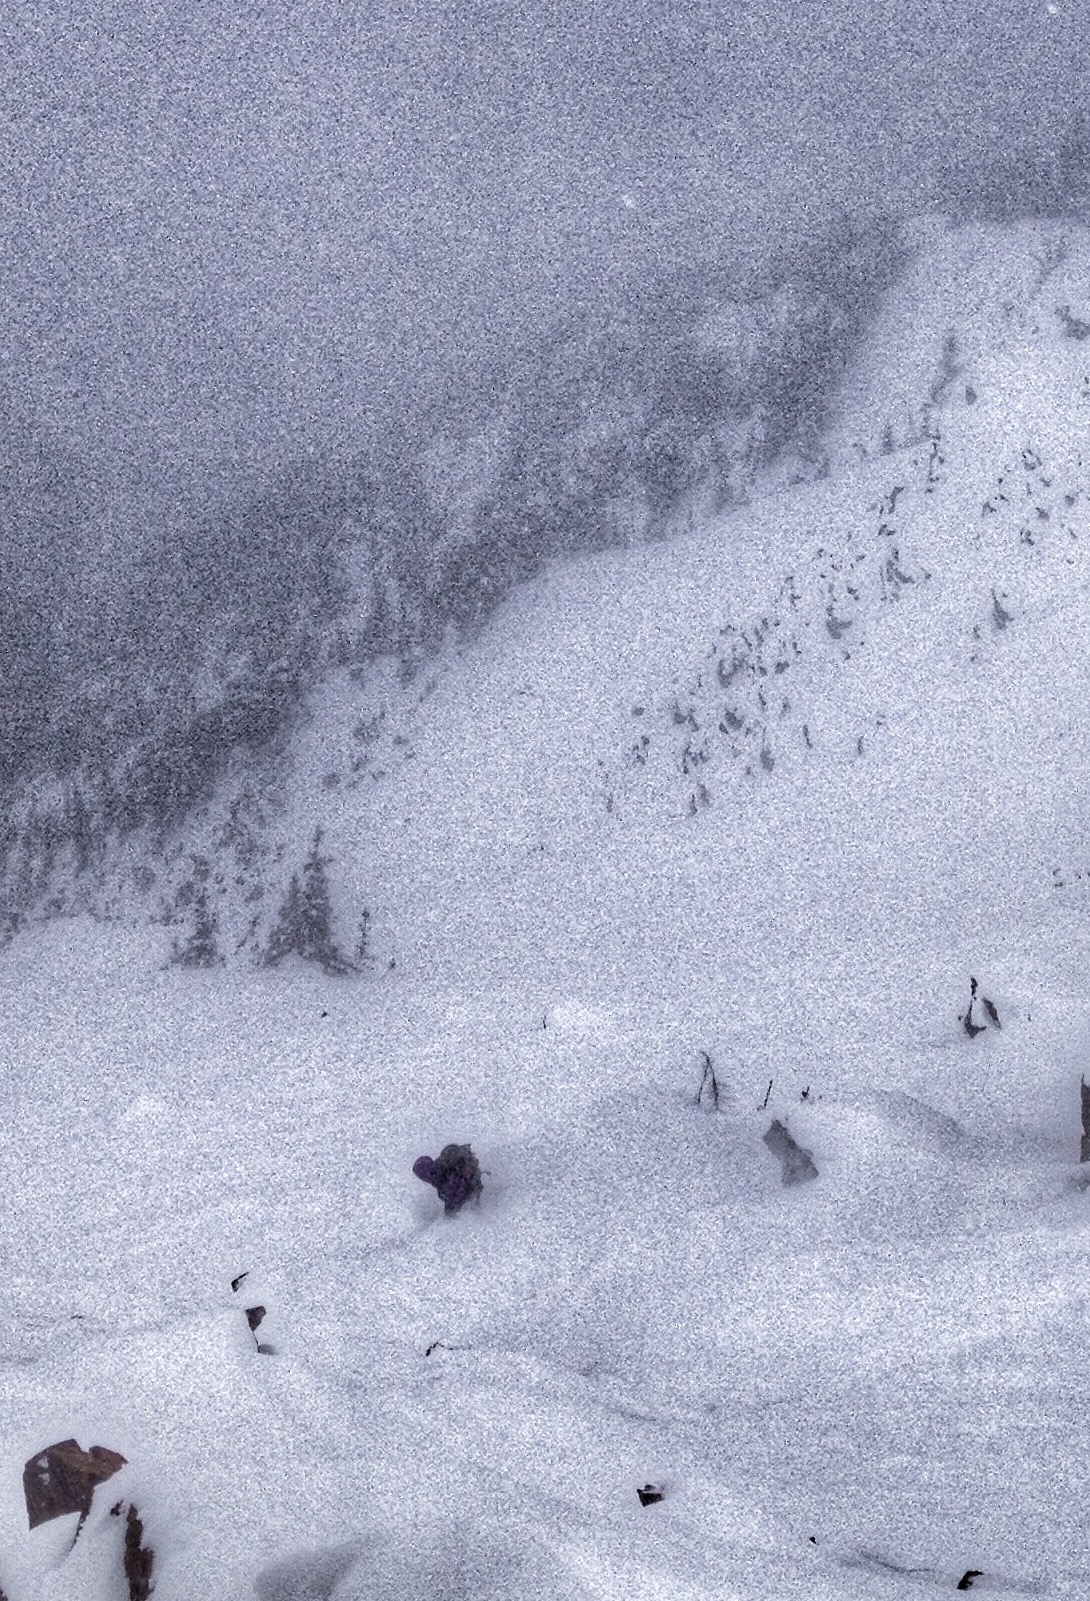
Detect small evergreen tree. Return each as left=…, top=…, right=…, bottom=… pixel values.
left=264, top=872, right=303, bottom=969
left=354, top=907, right=373, bottom=970
left=264, top=829, right=351, bottom=974
left=172, top=886, right=222, bottom=968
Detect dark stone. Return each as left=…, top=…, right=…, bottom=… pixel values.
left=111, top=1502, right=155, bottom=1601
left=956, top=1571, right=984, bottom=1591
left=763, top=1119, right=819, bottom=1185
left=636, top=1484, right=664, bottom=1506
left=245, top=1306, right=267, bottom=1332
left=23, top=1439, right=127, bottom=1530
left=961, top=976, right=1000, bottom=1037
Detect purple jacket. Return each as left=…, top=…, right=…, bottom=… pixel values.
left=413, top=1146, right=481, bottom=1214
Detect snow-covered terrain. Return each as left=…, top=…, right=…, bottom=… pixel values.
left=5, top=218, right=1090, bottom=1598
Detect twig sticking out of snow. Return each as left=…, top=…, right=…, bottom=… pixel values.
left=695, top=1052, right=720, bottom=1111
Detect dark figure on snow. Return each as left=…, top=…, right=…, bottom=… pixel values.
left=413, top=1144, right=483, bottom=1214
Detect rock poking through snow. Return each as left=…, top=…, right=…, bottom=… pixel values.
left=763, top=1119, right=820, bottom=1186
left=22, top=1439, right=127, bottom=1531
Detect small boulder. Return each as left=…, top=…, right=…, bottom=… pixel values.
left=111, top=1502, right=155, bottom=1601
left=763, top=1120, right=819, bottom=1186
left=23, top=1439, right=127, bottom=1531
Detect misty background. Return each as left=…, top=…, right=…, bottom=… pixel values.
left=2, top=0, right=1085, bottom=473
left=0, top=0, right=1088, bottom=935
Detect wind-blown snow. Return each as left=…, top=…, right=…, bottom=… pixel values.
left=4, top=219, right=1090, bottom=1598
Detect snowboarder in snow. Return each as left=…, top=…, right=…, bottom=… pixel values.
left=413, top=1144, right=483, bottom=1214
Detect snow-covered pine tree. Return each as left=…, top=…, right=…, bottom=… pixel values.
left=172, top=885, right=222, bottom=968
left=354, top=907, right=373, bottom=970
left=264, top=828, right=351, bottom=974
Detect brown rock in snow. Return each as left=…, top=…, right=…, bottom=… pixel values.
left=23, top=1438, right=127, bottom=1530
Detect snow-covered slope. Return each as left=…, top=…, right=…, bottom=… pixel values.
left=282, top=219, right=1090, bottom=1007
left=4, top=218, right=1090, bottom=1599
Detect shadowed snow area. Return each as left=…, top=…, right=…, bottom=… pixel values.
left=5, top=220, right=1090, bottom=1597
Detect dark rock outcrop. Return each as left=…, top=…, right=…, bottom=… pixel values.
left=23, top=1439, right=126, bottom=1531
left=763, top=1119, right=819, bottom=1185
left=112, top=1502, right=155, bottom=1600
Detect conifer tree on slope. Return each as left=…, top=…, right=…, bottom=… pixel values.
left=264, top=828, right=351, bottom=974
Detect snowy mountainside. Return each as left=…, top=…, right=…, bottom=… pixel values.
left=6, top=221, right=1090, bottom=1600
left=96, top=213, right=1090, bottom=1001
left=247, top=218, right=1090, bottom=1003
left=0, top=208, right=902, bottom=950
left=603, top=217, right=1090, bottom=817
left=9, top=215, right=1089, bottom=982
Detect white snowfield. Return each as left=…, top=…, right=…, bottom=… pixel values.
left=5, top=218, right=1090, bottom=1598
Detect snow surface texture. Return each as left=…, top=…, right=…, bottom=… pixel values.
left=4, top=219, right=1090, bottom=1597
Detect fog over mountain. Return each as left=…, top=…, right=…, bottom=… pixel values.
left=0, top=0, right=1089, bottom=936
left=0, top=0, right=1085, bottom=484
